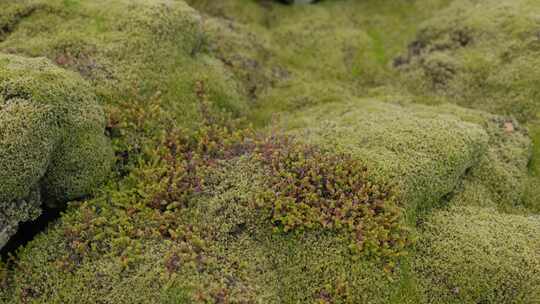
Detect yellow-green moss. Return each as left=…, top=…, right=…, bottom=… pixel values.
left=415, top=206, right=540, bottom=303
left=187, top=0, right=452, bottom=126
left=0, top=152, right=408, bottom=303
left=0, top=0, right=250, bottom=131
left=282, top=98, right=532, bottom=214
left=397, top=0, right=540, bottom=122
left=0, top=53, right=112, bottom=248
left=281, top=99, right=491, bottom=217
left=1, top=1, right=539, bottom=303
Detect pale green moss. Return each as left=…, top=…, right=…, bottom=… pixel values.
left=187, top=0, right=452, bottom=126
left=415, top=206, right=540, bottom=303
left=282, top=98, right=532, bottom=214
left=0, top=0, right=250, bottom=130
left=0, top=157, right=408, bottom=303
left=0, top=53, right=112, bottom=247
left=1, top=1, right=539, bottom=303
left=397, top=0, right=540, bottom=122
left=281, top=99, right=492, bottom=219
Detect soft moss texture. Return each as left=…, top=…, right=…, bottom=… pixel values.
left=187, top=0, right=452, bottom=125
left=283, top=97, right=530, bottom=215
left=0, top=156, right=407, bottom=304
left=0, top=0, right=250, bottom=130
left=415, top=206, right=540, bottom=303
left=396, top=0, right=540, bottom=122
left=1, top=0, right=540, bottom=303
left=0, top=54, right=112, bottom=248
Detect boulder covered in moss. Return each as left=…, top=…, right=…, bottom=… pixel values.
left=396, top=0, right=540, bottom=122
left=0, top=0, right=251, bottom=131
left=2, top=94, right=531, bottom=303
left=0, top=0, right=538, bottom=303
left=415, top=206, right=540, bottom=303
left=0, top=133, right=409, bottom=303
left=0, top=53, right=112, bottom=250
left=285, top=100, right=482, bottom=210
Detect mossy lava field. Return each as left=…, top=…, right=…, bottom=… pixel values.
left=1, top=0, right=540, bottom=303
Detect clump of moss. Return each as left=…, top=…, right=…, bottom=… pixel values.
left=1, top=1, right=539, bottom=303
left=0, top=0, right=251, bottom=131
left=0, top=54, right=112, bottom=248
left=281, top=98, right=492, bottom=219
left=396, top=0, right=540, bottom=122
left=415, top=206, right=540, bottom=303
left=187, top=0, right=452, bottom=126
left=253, top=134, right=408, bottom=262
left=282, top=98, right=533, bottom=215
left=0, top=1, right=42, bottom=41
left=0, top=83, right=412, bottom=302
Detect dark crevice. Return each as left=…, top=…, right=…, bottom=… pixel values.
left=0, top=5, right=42, bottom=43
left=0, top=205, right=64, bottom=260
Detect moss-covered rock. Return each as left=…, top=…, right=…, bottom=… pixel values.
left=0, top=53, right=112, bottom=248
left=1, top=0, right=538, bottom=303
left=282, top=99, right=485, bottom=216
left=396, top=0, right=540, bottom=122
left=415, top=206, right=540, bottom=303
left=0, top=0, right=250, bottom=131
left=0, top=150, right=407, bottom=303
left=282, top=98, right=532, bottom=214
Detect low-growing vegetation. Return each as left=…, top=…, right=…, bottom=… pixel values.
left=1, top=0, right=539, bottom=303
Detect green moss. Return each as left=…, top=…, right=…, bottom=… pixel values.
left=397, top=0, right=540, bottom=122
left=0, top=54, right=112, bottom=248
left=187, top=0, right=452, bottom=126
left=252, top=135, right=408, bottom=261
left=281, top=99, right=492, bottom=219
left=0, top=0, right=250, bottom=131
left=415, top=206, right=540, bottom=303
left=0, top=0, right=42, bottom=41
left=0, top=151, right=406, bottom=303
left=282, top=97, right=533, bottom=215
left=1, top=1, right=539, bottom=303
left=523, top=123, right=540, bottom=212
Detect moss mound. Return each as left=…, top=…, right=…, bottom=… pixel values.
left=0, top=53, right=112, bottom=249
left=0, top=122, right=411, bottom=303
left=282, top=99, right=485, bottom=214
left=1, top=0, right=539, bottom=303
left=396, top=0, right=540, bottom=122
left=415, top=206, right=540, bottom=303
left=3, top=94, right=530, bottom=302
left=0, top=0, right=250, bottom=130
left=187, top=0, right=451, bottom=125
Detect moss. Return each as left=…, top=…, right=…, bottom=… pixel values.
left=281, top=99, right=492, bottom=218
left=0, top=151, right=406, bottom=303
left=0, top=0, right=250, bottom=131
left=252, top=135, right=408, bottom=261
left=187, top=0, right=452, bottom=126
left=1, top=1, right=539, bottom=303
left=0, top=103, right=410, bottom=303
left=0, top=54, right=112, bottom=248
left=415, top=206, right=540, bottom=303
left=0, top=188, right=41, bottom=250
left=0, top=0, right=42, bottom=41
left=397, top=0, right=540, bottom=122
left=281, top=97, right=533, bottom=215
